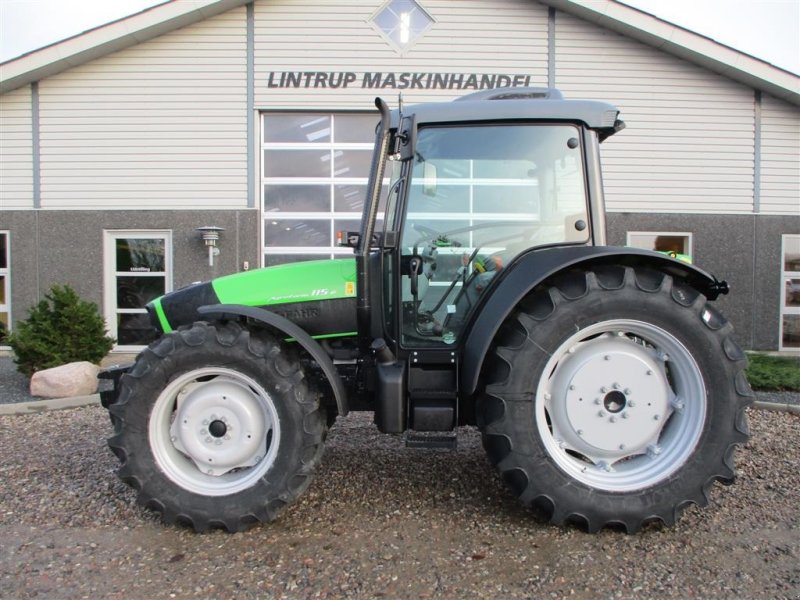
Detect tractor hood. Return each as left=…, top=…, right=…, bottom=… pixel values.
left=147, top=258, right=358, bottom=338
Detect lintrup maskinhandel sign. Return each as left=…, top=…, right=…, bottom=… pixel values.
left=267, top=71, right=534, bottom=90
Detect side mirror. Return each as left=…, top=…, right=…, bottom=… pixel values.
left=398, top=114, right=417, bottom=161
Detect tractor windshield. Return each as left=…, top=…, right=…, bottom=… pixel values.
left=394, top=122, right=589, bottom=346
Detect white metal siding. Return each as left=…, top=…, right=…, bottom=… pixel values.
left=555, top=11, right=756, bottom=214
left=36, top=8, right=247, bottom=210
left=253, top=0, right=549, bottom=108
left=0, top=86, right=34, bottom=209
left=761, top=94, right=800, bottom=215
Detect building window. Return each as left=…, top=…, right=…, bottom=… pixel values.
left=627, top=231, right=693, bottom=261
left=371, top=0, right=434, bottom=53
left=0, top=232, right=9, bottom=345
left=261, top=112, right=385, bottom=267
left=104, top=231, right=172, bottom=348
left=780, top=234, right=800, bottom=350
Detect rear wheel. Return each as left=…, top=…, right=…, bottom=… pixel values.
left=107, top=321, right=326, bottom=532
left=478, top=266, right=752, bottom=532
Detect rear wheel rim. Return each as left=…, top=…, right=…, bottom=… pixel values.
left=536, top=319, right=706, bottom=492
left=149, top=367, right=280, bottom=496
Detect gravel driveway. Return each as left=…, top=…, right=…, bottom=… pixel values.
left=1, top=405, right=798, bottom=599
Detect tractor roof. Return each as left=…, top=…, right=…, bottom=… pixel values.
left=395, top=87, right=623, bottom=139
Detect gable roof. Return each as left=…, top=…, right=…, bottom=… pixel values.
left=0, top=0, right=250, bottom=94
left=2, top=0, right=798, bottom=105
left=539, top=0, right=799, bottom=105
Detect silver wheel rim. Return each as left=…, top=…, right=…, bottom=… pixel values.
left=536, top=319, right=706, bottom=492
left=149, top=367, right=280, bottom=496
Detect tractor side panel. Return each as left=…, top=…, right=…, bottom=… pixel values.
left=151, top=258, right=358, bottom=335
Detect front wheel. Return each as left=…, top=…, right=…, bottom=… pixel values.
left=478, top=266, right=752, bottom=533
left=107, top=321, right=327, bottom=532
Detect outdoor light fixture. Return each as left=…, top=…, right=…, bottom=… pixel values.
left=196, top=225, right=224, bottom=267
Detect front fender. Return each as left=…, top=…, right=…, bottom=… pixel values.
left=198, top=304, right=349, bottom=417
left=460, top=245, right=728, bottom=396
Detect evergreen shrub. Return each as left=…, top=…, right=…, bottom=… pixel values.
left=7, top=284, right=115, bottom=377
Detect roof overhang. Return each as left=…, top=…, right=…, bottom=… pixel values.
left=0, top=0, right=251, bottom=94
left=539, top=0, right=800, bottom=106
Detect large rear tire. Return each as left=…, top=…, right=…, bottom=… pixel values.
left=107, top=321, right=326, bottom=532
left=477, top=266, right=752, bottom=533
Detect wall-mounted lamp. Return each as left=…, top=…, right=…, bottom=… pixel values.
left=196, top=226, right=225, bottom=267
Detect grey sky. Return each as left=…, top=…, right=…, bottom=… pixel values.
left=1, top=0, right=798, bottom=74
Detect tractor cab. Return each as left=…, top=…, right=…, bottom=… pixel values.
left=386, top=108, right=597, bottom=347
left=358, top=88, right=624, bottom=344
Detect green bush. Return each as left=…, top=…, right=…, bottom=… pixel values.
left=7, top=284, right=115, bottom=377
left=746, top=353, right=800, bottom=392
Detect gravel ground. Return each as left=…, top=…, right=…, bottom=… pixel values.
left=0, top=405, right=798, bottom=599
left=0, top=356, right=44, bottom=403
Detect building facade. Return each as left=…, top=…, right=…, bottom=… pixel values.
left=1, top=0, right=798, bottom=351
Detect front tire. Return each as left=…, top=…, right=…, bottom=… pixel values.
left=107, top=321, right=326, bottom=532
left=478, top=266, right=752, bottom=533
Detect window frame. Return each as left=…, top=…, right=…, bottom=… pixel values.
left=260, top=111, right=382, bottom=267
left=103, top=230, right=173, bottom=351
left=779, top=233, right=800, bottom=351
left=0, top=231, right=9, bottom=347
left=626, top=231, right=693, bottom=258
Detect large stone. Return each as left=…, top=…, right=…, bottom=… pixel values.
left=30, top=361, right=100, bottom=399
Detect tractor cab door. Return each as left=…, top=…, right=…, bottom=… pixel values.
left=385, top=122, right=592, bottom=350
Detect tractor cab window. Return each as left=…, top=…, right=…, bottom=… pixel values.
left=396, top=123, right=588, bottom=347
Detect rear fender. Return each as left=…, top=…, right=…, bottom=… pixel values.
left=198, top=304, right=349, bottom=416
left=461, top=246, right=728, bottom=396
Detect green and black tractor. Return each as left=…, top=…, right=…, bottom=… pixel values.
left=102, top=88, right=752, bottom=533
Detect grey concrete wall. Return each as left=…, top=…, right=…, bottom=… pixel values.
left=4, top=209, right=259, bottom=329
left=607, top=213, right=800, bottom=350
